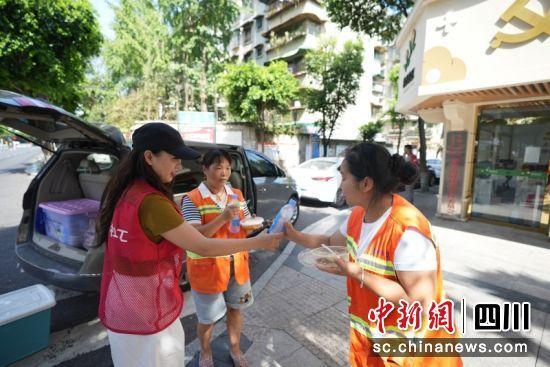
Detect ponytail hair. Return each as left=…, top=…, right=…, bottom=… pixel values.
left=344, top=142, right=418, bottom=196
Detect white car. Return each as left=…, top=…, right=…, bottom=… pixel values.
left=290, top=157, right=345, bottom=207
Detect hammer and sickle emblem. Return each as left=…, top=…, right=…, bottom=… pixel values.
left=490, top=0, right=550, bottom=48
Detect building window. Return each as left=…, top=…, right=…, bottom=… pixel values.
left=233, top=29, right=241, bottom=48
left=244, top=51, right=253, bottom=62
left=244, top=26, right=252, bottom=45
left=372, top=82, right=384, bottom=96
left=255, top=45, right=264, bottom=58
left=371, top=104, right=382, bottom=117
left=287, top=57, right=305, bottom=74
left=256, top=16, right=263, bottom=30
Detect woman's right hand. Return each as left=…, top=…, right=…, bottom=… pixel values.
left=221, top=203, right=239, bottom=222
left=254, top=232, right=284, bottom=251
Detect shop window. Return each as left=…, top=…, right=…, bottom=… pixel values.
left=471, top=105, right=550, bottom=228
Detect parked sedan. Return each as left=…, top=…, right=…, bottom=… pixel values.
left=0, top=90, right=299, bottom=291
left=290, top=157, right=345, bottom=207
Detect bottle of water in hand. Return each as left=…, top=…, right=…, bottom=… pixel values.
left=268, top=199, right=297, bottom=234
left=228, top=194, right=241, bottom=234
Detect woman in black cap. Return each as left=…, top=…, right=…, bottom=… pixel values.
left=96, top=123, right=282, bottom=367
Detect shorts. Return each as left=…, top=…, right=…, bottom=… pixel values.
left=192, top=277, right=254, bottom=325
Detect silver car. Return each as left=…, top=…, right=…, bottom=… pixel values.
left=0, top=90, right=299, bottom=291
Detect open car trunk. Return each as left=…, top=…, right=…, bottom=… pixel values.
left=31, top=149, right=120, bottom=263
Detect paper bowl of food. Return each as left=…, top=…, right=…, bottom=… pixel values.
left=241, top=217, right=264, bottom=231
left=298, top=246, right=348, bottom=271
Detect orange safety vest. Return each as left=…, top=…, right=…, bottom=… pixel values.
left=347, top=194, right=462, bottom=367
left=185, top=187, right=250, bottom=294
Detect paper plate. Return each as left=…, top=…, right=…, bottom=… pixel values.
left=297, top=246, right=348, bottom=269
left=241, top=217, right=264, bottom=230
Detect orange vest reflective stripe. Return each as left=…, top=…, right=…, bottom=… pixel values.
left=185, top=187, right=250, bottom=294
left=347, top=194, right=462, bottom=367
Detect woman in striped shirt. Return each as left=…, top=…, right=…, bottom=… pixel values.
left=181, top=149, right=254, bottom=367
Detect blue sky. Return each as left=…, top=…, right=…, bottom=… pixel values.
left=91, top=0, right=116, bottom=40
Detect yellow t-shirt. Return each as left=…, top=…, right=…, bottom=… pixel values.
left=138, top=194, right=183, bottom=243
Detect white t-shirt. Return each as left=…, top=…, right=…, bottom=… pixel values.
left=340, top=208, right=437, bottom=271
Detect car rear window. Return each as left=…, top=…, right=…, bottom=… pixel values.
left=1, top=117, right=71, bottom=133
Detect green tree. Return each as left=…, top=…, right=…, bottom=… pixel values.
left=323, top=0, right=413, bottom=43
left=159, top=0, right=240, bottom=112
left=0, top=0, right=103, bottom=111
left=80, top=62, right=117, bottom=124
left=218, top=61, right=299, bottom=152
left=384, top=63, right=410, bottom=153
left=323, top=0, right=432, bottom=189
left=359, top=120, right=383, bottom=142
left=105, top=0, right=172, bottom=117
left=304, top=39, right=364, bottom=157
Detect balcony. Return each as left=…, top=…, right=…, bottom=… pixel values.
left=264, top=0, right=326, bottom=35
left=266, top=32, right=318, bottom=63
left=268, top=24, right=307, bottom=50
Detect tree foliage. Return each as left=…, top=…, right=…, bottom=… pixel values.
left=159, top=0, right=240, bottom=111
left=82, top=0, right=240, bottom=132
left=381, top=63, right=410, bottom=152
left=218, top=61, right=299, bottom=151
left=323, top=0, right=413, bottom=42
left=304, top=38, right=364, bottom=156
left=359, top=120, right=383, bottom=142
left=105, top=0, right=171, bottom=92
left=0, top=0, right=102, bottom=111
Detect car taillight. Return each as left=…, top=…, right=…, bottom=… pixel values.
left=312, top=177, right=334, bottom=181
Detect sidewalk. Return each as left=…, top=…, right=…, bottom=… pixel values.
left=185, top=189, right=550, bottom=367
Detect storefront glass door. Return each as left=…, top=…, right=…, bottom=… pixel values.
left=472, top=105, right=550, bottom=229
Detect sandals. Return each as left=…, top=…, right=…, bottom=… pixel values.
left=230, top=351, right=250, bottom=367
left=198, top=353, right=214, bottom=367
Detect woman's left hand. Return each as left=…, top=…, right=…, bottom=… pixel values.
left=316, top=256, right=361, bottom=278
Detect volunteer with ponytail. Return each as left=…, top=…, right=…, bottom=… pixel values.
left=181, top=149, right=256, bottom=367
left=284, top=142, right=462, bottom=367
left=97, top=123, right=282, bottom=367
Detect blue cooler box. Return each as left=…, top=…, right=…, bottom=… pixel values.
left=0, top=285, right=56, bottom=366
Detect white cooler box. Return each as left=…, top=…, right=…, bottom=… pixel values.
left=0, top=285, right=56, bottom=366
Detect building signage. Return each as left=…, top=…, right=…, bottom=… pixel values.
left=440, top=131, right=468, bottom=219
left=177, top=111, right=216, bottom=129
left=490, top=0, right=550, bottom=49
left=403, top=69, right=415, bottom=89
left=404, top=30, right=416, bottom=71
left=402, top=29, right=416, bottom=89
left=182, top=127, right=215, bottom=143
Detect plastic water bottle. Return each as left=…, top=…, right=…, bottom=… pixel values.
left=268, top=199, right=297, bottom=234
left=228, top=194, right=241, bottom=234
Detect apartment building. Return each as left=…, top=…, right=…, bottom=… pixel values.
left=226, top=0, right=391, bottom=162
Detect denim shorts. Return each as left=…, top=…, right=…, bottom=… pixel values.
left=192, top=277, right=254, bottom=325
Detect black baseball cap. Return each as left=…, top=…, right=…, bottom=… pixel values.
left=132, top=123, right=201, bottom=160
